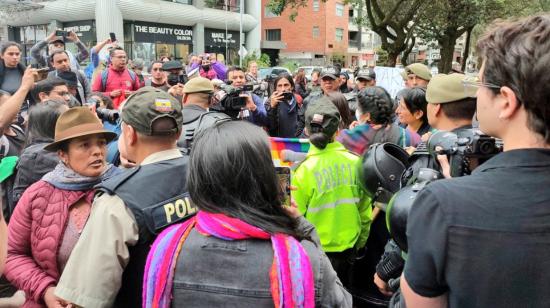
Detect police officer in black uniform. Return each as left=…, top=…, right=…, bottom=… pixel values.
left=177, top=77, right=230, bottom=154
left=55, top=87, right=195, bottom=308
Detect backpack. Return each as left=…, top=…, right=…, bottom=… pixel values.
left=100, top=69, right=137, bottom=92
left=178, top=111, right=231, bottom=155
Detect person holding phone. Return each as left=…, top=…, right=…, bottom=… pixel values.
left=30, top=30, right=89, bottom=71
left=266, top=74, right=304, bottom=137
left=292, top=96, right=372, bottom=287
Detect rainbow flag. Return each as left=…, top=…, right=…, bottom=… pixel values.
left=270, top=137, right=310, bottom=167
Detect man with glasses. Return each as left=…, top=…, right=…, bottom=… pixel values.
left=92, top=47, right=141, bottom=109
left=145, top=61, right=169, bottom=91
left=31, top=78, right=71, bottom=105
left=402, top=14, right=550, bottom=308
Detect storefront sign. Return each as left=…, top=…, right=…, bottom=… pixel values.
left=133, top=21, right=193, bottom=44
left=204, top=28, right=239, bottom=48
left=63, top=20, right=96, bottom=42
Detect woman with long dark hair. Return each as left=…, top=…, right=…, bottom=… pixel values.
left=0, top=42, right=25, bottom=95
left=337, top=86, right=421, bottom=155
left=266, top=74, right=305, bottom=137
left=12, top=101, right=68, bottom=204
left=143, top=121, right=351, bottom=308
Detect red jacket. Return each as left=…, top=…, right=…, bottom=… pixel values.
left=5, top=180, right=94, bottom=308
left=91, top=66, right=141, bottom=108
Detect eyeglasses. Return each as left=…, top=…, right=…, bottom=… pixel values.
left=462, top=76, right=501, bottom=98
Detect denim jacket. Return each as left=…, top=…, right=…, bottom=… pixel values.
left=172, top=217, right=352, bottom=307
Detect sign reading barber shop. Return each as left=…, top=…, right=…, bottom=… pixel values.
left=204, top=28, right=239, bottom=48
left=133, top=21, right=193, bottom=44
left=63, top=20, right=96, bottom=42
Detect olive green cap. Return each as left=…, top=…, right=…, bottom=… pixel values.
left=305, top=96, right=341, bottom=137
left=121, top=86, right=183, bottom=136
left=405, top=63, right=432, bottom=81
left=426, top=73, right=477, bottom=104
left=182, top=77, right=214, bottom=94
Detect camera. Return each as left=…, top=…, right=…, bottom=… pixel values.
left=281, top=91, right=293, bottom=102
left=86, top=97, right=120, bottom=124
left=428, top=128, right=502, bottom=177
left=167, top=73, right=187, bottom=86
left=216, top=83, right=253, bottom=112
left=55, top=30, right=69, bottom=37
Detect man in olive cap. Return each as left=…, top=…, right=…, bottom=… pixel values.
left=56, top=87, right=195, bottom=308
left=404, top=63, right=432, bottom=88
left=177, top=77, right=230, bottom=152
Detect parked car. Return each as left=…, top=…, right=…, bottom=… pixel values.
left=298, top=66, right=323, bottom=81
left=258, top=66, right=291, bottom=81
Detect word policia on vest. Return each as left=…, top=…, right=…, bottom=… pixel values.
left=164, top=196, right=197, bottom=224
left=313, top=162, right=357, bottom=193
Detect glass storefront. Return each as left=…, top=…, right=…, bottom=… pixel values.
left=124, top=21, right=193, bottom=72
left=204, top=28, right=239, bottom=65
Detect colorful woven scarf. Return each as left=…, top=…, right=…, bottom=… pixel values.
left=143, top=211, right=315, bottom=308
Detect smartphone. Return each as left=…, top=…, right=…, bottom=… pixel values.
left=35, top=68, right=50, bottom=81
left=281, top=91, right=293, bottom=102
left=109, top=32, right=117, bottom=42
left=275, top=167, right=291, bottom=207
left=55, top=30, right=68, bottom=37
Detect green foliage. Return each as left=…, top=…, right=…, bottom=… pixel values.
left=241, top=51, right=271, bottom=69
left=280, top=60, right=300, bottom=72
left=374, top=47, right=389, bottom=66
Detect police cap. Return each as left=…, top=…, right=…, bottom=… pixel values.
left=182, top=77, right=214, bottom=94
left=405, top=63, right=432, bottom=81
left=426, top=73, right=476, bottom=104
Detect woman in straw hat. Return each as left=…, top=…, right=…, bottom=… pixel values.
left=4, top=107, right=119, bottom=307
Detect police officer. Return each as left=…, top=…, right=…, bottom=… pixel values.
left=402, top=63, right=432, bottom=88
left=355, top=67, right=376, bottom=91
left=177, top=77, right=230, bottom=153
left=55, top=87, right=195, bottom=308
left=293, top=96, right=372, bottom=287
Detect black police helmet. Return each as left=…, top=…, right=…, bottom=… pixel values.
left=360, top=143, right=410, bottom=203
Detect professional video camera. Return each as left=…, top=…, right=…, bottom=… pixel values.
left=427, top=128, right=502, bottom=177
left=213, top=83, right=254, bottom=118
left=86, top=97, right=120, bottom=124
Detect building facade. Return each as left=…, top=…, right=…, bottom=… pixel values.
left=1, top=0, right=260, bottom=67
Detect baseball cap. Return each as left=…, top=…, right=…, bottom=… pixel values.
left=121, top=87, right=183, bottom=136
left=405, top=63, right=432, bottom=81
left=49, top=38, right=65, bottom=46
left=320, top=66, right=341, bottom=80
left=183, top=77, right=214, bottom=94
left=305, top=96, right=341, bottom=137
left=162, top=60, right=183, bottom=71
left=426, top=73, right=476, bottom=104
left=356, top=68, right=376, bottom=81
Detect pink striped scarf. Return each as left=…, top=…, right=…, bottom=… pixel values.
left=143, top=211, right=315, bottom=308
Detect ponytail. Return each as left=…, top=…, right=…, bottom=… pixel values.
left=309, top=132, right=331, bottom=149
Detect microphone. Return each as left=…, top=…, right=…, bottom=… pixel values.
left=281, top=150, right=307, bottom=163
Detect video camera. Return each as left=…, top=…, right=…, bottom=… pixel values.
left=217, top=83, right=253, bottom=112
left=427, top=129, right=502, bottom=177
left=86, top=98, right=120, bottom=124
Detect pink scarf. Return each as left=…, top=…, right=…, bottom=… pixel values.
left=143, top=211, right=315, bottom=308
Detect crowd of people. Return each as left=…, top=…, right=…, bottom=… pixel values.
left=0, top=13, right=548, bottom=308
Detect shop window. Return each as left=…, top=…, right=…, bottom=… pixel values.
left=335, top=28, right=343, bottom=41
left=336, top=3, right=344, bottom=17
left=162, top=0, right=193, bottom=4
left=175, top=44, right=191, bottom=61
left=313, top=0, right=319, bottom=12
left=133, top=43, right=157, bottom=63
left=312, top=26, right=320, bottom=38
left=266, top=29, right=281, bottom=41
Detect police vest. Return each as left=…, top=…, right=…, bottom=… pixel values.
left=97, top=155, right=195, bottom=308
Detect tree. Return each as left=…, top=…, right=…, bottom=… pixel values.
left=362, top=0, right=426, bottom=66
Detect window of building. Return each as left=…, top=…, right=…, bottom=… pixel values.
left=336, top=3, right=344, bottom=16
left=265, top=5, right=277, bottom=17
left=162, top=0, right=192, bottom=4
left=335, top=28, right=343, bottom=41
left=312, top=26, right=320, bottom=38
left=313, top=0, right=320, bottom=12
left=266, top=29, right=282, bottom=41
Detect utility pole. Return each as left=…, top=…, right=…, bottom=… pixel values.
left=239, top=0, right=244, bottom=67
